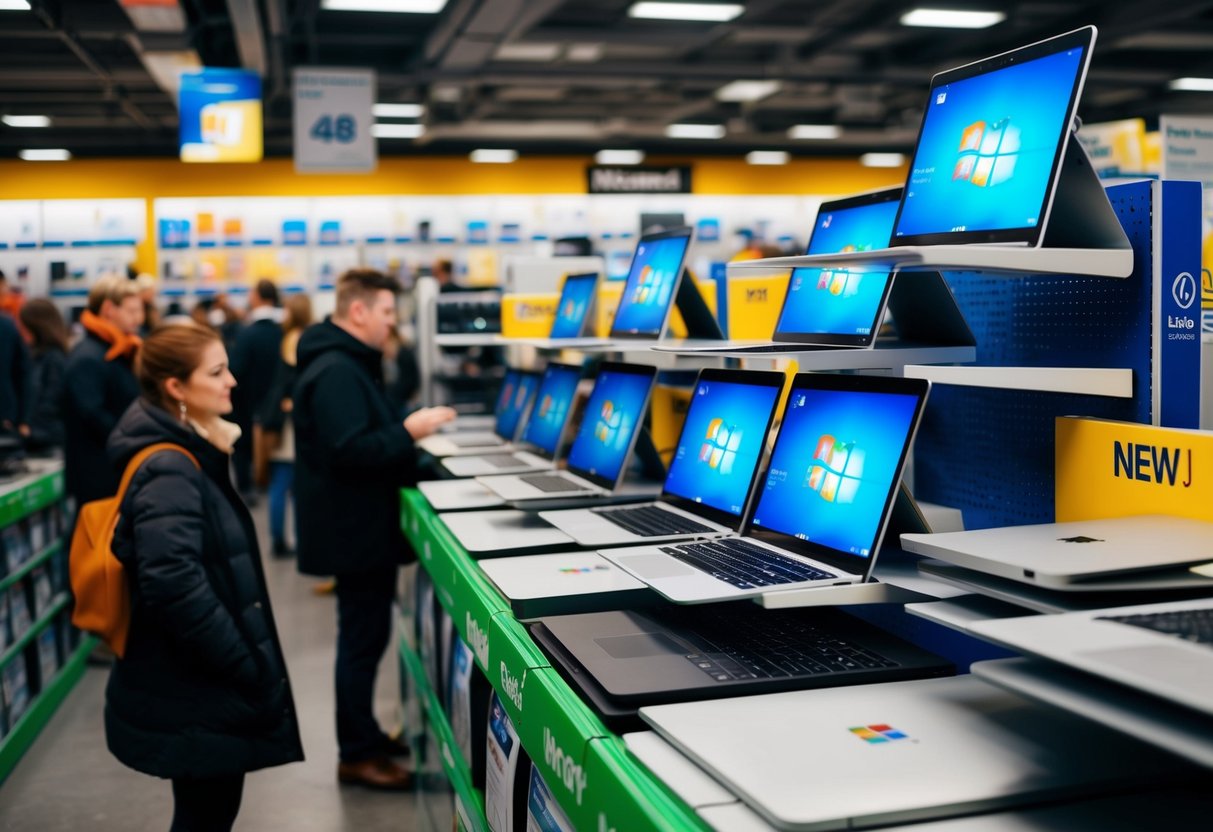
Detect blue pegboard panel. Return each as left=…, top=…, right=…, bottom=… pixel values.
left=914, top=180, right=1158, bottom=530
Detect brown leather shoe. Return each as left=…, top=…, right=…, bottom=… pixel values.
left=337, top=756, right=413, bottom=791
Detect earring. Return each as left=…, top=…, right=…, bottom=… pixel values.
left=178, top=400, right=188, bottom=424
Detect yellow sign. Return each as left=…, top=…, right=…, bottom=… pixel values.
left=650, top=385, right=693, bottom=466
left=501, top=293, right=558, bottom=338
left=726, top=273, right=788, bottom=339
left=1056, top=417, right=1212, bottom=523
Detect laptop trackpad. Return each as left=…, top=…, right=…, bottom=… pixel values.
left=595, top=632, right=683, bottom=659
left=1079, top=645, right=1213, bottom=687
left=617, top=554, right=695, bottom=579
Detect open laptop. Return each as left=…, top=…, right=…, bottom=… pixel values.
left=442, top=362, right=583, bottom=477
left=901, top=515, right=1213, bottom=589
left=417, top=368, right=539, bottom=457
left=600, top=373, right=930, bottom=603
left=476, top=362, right=657, bottom=503
left=539, top=368, right=785, bottom=546
left=971, top=596, right=1213, bottom=717
left=549, top=272, right=599, bottom=338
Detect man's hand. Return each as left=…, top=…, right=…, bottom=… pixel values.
left=404, top=407, right=457, bottom=440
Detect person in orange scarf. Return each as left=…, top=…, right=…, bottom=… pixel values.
left=63, top=275, right=146, bottom=504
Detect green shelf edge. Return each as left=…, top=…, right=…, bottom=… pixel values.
left=1, top=593, right=72, bottom=670
left=0, top=540, right=65, bottom=594
left=0, top=635, right=96, bottom=784
left=0, top=469, right=65, bottom=530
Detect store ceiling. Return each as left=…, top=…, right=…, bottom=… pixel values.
left=1, top=0, right=1212, bottom=160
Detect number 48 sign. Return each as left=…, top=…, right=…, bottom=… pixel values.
left=293, top=68, right=376, bottom=173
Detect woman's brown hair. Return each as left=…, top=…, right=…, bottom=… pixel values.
left=136, top=322, right=222, bottom=410
left=19, top=299, right=69, bottom=353
left=282, top=293, right=313, bottom=334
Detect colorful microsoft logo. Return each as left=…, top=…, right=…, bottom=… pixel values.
left=558, top=566, right=611, bottom=575
left=700, top=418, right=742, bottom=475
left=816, top=269, right=861, bottom=298
left=633, top=264, right=657, bottom=304
left=953, top=118, right=1020, bottom=187
left=849, top=724, right=909, bottom=744
left=594, top=400, right=631, bottom=448
left=805, top=434, right=864, bottom=503
left=498, top=381, right=515, bottom=412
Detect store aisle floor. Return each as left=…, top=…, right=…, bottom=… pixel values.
left=0, top=498, right=417, bottom=831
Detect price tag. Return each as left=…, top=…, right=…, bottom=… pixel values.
left=293, top=68, right=376, bottom=174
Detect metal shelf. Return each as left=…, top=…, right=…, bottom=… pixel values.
left=903, top=365, right=1134, bottom=398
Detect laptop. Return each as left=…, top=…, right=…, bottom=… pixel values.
left=970, top=596, right=1213, bottom=717
left=662, top=188, right=901, bottom=353
left=639, top=674, right=1194, bottom=831
left=476, top=362, right=657, bottom=503
left=417, top=368, right=539, bottom=457
left=478, top=551, right=657, bottom=618
left=539, top=368, right=785, bottom=546
left=531, top=603, right=953, bottom=730
left=900, top=515, right=1213, bottom=588
left=600, top=373, right=930, bottom=603
left=442, top=362, right=583, bottom=477
left=549, top=272, right=599, bottom=338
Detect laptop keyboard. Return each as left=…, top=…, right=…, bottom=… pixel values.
left=480, top=453, right=527, bottom=468
left=449, top=434, right=504, bottom=448
left=663, top=606, right=900, bottom=682
left=519, top=473, right=593, bottom=493
left=594, top=504, right=714, bottom=537
left=659, top=537, right=836, bottom=589
left=1100, top=608, right=1213, bottom=647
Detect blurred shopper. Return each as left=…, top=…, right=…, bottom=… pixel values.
left=229, top=280, right=283, bottom=502
left=63, top=276, right=144, bottom=504
left=260, top=292, right=312, bottom=556
left=19, top=299, right=68, bottom=451
left=382, top=327, right=421, bottom=417
left=134, top=273, right=160, bottom=336
left=293, top=269, right=454, bottom=789
left=106, top=323, right=302, bottom=832
left=0, top=312, right=30, bottom=441
left=0, top=268, right=25, bottom=321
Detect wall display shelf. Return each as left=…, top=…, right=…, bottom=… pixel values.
left=903, top=366, right=1134, bottom=398
left=652, top=343, right=976, bottom=371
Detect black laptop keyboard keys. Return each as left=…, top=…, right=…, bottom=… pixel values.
left=595, top=504, right=714, bottom=537
left=519, top=473, right=593, bottom=493
left=1100, top=608, right=1213, bottom=647
left=661, top=537, right=835, bottom=589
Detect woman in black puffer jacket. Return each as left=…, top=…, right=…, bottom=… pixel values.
left=105, top=322, right=303, bottom=832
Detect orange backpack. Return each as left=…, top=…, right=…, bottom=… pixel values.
left=69, top=443, right=198, bottom=658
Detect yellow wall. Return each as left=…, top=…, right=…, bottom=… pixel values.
left=0, top=155, right=907, bottom=273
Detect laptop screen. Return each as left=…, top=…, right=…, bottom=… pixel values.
left=892, top=27, right=1094, bottom=247
left=565, top=362, right=656, bottom=489
left=662, top=370, right=785, bottom=528
left=748, top=374, right=928, bottom=574
left=495, top=371, right=539, bottom=441
left=774, top=189, right=900, bottom=346
left=609, top=228, right=693, bottom=338
left=519, top=362, right=582, bottom=458
left=549, top=273, right=598, bottom=338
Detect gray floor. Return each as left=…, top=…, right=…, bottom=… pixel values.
left=0, top=497, right=417, bottom=831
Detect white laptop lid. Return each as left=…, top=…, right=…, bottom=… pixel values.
left=480, top=552, right=645, bottom=602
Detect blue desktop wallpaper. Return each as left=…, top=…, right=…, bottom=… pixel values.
left=610, top=235, right=691, bottom=335
left=664, top=379, right=782, bottom=517
left=496, top=372, right=538, bottom=440
left=750, top=387, right=920, bottom=559
left=549, top=275, right=597, bottom=338
left=777, top=198, right=899, bottom=336
left=895, top=46, right=1086, bottom=238
left=565, top=369, right=652, bottom=482
left=520, top=364, right=582, bottom=454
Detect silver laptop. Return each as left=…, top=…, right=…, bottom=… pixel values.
left=640, top=675, right=1194, bottom=831
left=600, top=372, right=930, bottom=604
left=476, top=362, right=657, bottom=503
left=901, top=515, right=1213, bottom=588
left=971, top=596, right=1213, bottom=717
left=442, top=362, right=582, bottom=477
left=417, top=368, right=539, bottom=457
left=478, top=551, right=653, bottom=618
left=539, top=368, right=785, bottom=546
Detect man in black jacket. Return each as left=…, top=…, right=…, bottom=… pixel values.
left=293, top=269, right=453, bottom=790
left=229, top=279, right=283, bottom=502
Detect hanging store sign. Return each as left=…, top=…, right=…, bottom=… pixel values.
left=179, top=68, right=263, bottom=163
left=587, top=166, right=692, bottom=194
left=293, top=68, right=376, bottom=174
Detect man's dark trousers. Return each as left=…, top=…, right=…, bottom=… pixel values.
left=334, top=564, right=398, bottom=762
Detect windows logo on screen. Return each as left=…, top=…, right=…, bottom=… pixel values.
left=633, top=264, right=657, bottom=304
left=805, top=434, right=864, bottom=503
left=952, top=118, right=1020, bottom=187
left=538, top=394, right=567, bottom=428
left=700, top=418, right=742, bottom=475
left=849, top=724, right=910, bottom=744
left=594, top=400, right=631, bottom=448
left=816, top=269, right=861, bottom=298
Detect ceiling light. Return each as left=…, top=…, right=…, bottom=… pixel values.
left=470, top=149, right=518, bottom=164
left=372, top=123, right=425, bottom=138
left=596, top=149, right=645, bottom=165
left=788, top=124, right=841, bottom=140
left=432, top=85, right=462, bottom=103
left=900, top=8, right=1005, bottom=29
left=495, top=43, right=562, bottom=62
left=666, top=123, right=725, bottom=139
left=1169, top=77, right=1213, bottom=91
left=19, top=149, right=71, bottom=161
left=861, top=152, right=906, bottom=168
left=746, top=151, right=789, bottom=165
left=715, top=80, right=781, bottom=102
left=2, top=115, right=50, bottom=128
left=320, top=0, right=447, bottom=12
left=0, top=0, right=31, bottom=9
left=628, top=3, right=744, bottom=23
left=373, top=103, right=425, bottom=118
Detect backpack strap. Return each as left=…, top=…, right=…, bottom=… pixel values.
left=117, top=442, right=200, bottom=501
